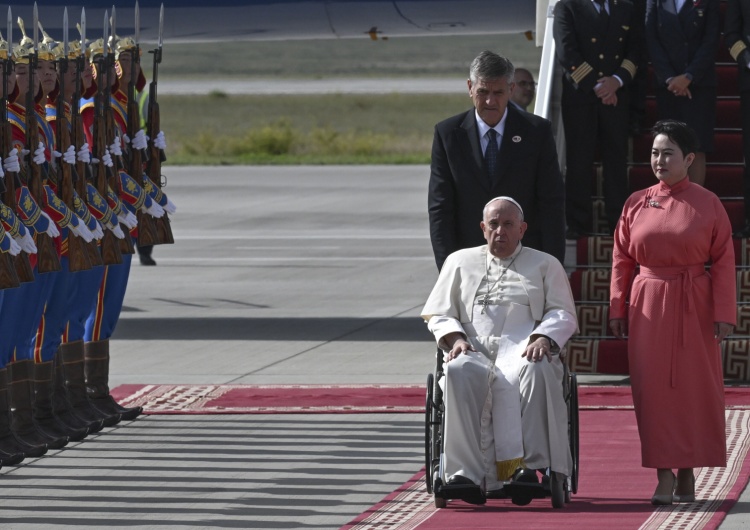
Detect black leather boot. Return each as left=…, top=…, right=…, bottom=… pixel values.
left=61, top=341, right=120, bottom=427
left=34, top=361, right=89, bottom=442
left=0, top=368, right=31, bottom=464
left=8, top=360, right=68, bottom=450
left=85, top=339, right=142, bottom=421
left=53, top=348, right=103, bottom=434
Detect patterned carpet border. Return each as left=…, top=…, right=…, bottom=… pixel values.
left=111, top=384, right=750, bottom=415
left=339, top=410, right=750, bottom=530
left=111, top=384, right=426, bottom=414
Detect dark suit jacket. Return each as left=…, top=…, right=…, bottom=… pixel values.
left=554, top=0, right=642, bottom=105
left=725, top=0, right=750, bottom=92
left=428, top=105, right=565, bottom=270
left=646, top=0, right=720, bottom=86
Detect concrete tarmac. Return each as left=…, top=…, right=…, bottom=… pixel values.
left=1, top=166, right=748, bottom=528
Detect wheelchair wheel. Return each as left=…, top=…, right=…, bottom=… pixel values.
left=568, top=372, right=580, bottom=495
left=550, top=472, right=565, bottom=509
left=425, top=373, right=435, bottom=494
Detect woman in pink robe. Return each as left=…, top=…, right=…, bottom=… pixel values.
left=609, top=120, right=736, bottom=506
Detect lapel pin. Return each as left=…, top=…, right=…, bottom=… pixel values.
left=512, top=135, right=521, bottom=143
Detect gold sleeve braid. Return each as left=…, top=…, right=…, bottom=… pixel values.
left=620, top=59, right=637, bottom=79
left=730, top=41, right=748, bottom=62
left=570, top=62, right=593, bottom=85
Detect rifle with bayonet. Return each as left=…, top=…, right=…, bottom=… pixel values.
left=146, top=3, right=173, bottom=245
left=54, top=9, right=91, bottom=272
left=0, top=30, right=20, bottom=290
left=0, top=9, right=31, bottom=285
left=92, top=11, right=123, bottom=265
left=71, top=10, right=102, bottom=267
left=23, top=9, right=60, bottom=273
left=128, top=3, right=157, bottom=247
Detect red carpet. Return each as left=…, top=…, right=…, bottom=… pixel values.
left=110, top=384, right=750, bottom=415
left=110, top=384, right=426, bottom=414
left=342, top=409, right=750, bottom=530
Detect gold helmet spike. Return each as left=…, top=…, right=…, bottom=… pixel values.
left=36, top=20, right=59, bottom=61
left=13, top=17, right=34, bottom=64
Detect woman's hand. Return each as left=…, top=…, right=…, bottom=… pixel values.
left=610, top=318, right=628, bottom=339
left=523, top=336, right=552, bottom=363
left=714, top=322, right=734, bottom=342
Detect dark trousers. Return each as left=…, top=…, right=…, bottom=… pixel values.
left=562, top=95, right=630, bottom=234
left=741, top=89, right=750, bottom=220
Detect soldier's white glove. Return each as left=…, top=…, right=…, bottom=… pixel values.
left=110, top=139, right=123, bottom=157
left=14, top=232, right=37, bottom=254
left=8, top=236, right=21, bottom=256
left=154, top=131, right=167, bottom=150
left=40, top=211, right=60, bottom=238
left=108, top=223, right=125, bottom=239
left=132, top=129, right=148, bottom=151
left=143, top=199, right=165, bottom=218
left=3, top=148, right=19, bottom=173
left=89, top=219, right=104, bottom=240
left=33, top=142, right=46, bottom=165
left=77, top=143, right=91, bottom=163
left=164, top=196, right=177, bottom=214
left=69, top=216, right=94, bottom=242
left=117, top=210, right=138, bottom=229
left=62, top=145, right=77, bottom=165
left=102, top=150, right=113, bottom=168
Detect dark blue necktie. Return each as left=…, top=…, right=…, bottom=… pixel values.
left=485, top=129, right=498, bottom=183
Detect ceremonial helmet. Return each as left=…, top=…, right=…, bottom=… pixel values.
left=0, top=30, right=9, bottom=60
left=111, top=34, right=146, bottom=91
left=12, top=17, right=34, bottom=65
left=37, top=21, right=60, bottom=62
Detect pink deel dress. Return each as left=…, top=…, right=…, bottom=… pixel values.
left=610, top=177, right=736, bottom=468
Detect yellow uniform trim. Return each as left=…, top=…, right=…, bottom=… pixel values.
left=730, top=41, right=748, bottom=62
left=620, top=59, right=637, bottom=79
left=570, top=62, right=593, bottom=85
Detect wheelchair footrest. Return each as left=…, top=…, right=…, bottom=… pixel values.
left=434, top=482, right=486, bottom=505
left=503, top=481, right=548, bottom=501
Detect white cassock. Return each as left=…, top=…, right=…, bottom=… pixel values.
left=421, top=244, right=578, bottom=490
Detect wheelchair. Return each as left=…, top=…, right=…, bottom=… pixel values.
left=424, top=347, right=580, bottom=509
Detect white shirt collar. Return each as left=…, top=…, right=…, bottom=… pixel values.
left=475, top=107, right=508, bottom=142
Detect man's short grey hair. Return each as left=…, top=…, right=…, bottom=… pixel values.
left=469, top=51, right=515, bottom=85
left=483, top=196, right=524, bottom=221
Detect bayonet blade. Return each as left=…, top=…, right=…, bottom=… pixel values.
left=102, top=10, right=108, bottom=59
left=63, top=8, right=69, bottom=57
left=158, top=3, right=164, bottom=50
left=110, top=5, right=116, bottom=43
left=81, top=7, right=86, bottom=55
left=32, top=2, right=38, bottom=51
left=135, top=1, right=140, bottom=46
left=6, top=8, right=11, bottom=53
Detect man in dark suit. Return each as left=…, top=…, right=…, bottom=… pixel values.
left=725, top=0, right=750, bottom=236
left=553, top=0, right=642, bottom=238
left=428, top=51, right=566, bottom=270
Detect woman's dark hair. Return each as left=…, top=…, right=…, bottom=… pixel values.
left=651, top=119, right=699, bottom=156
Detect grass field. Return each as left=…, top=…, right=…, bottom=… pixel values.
left=157, top=35, right=542, bottom=164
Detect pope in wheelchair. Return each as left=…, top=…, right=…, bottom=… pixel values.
left=421, top=196, right=579, bottom=507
